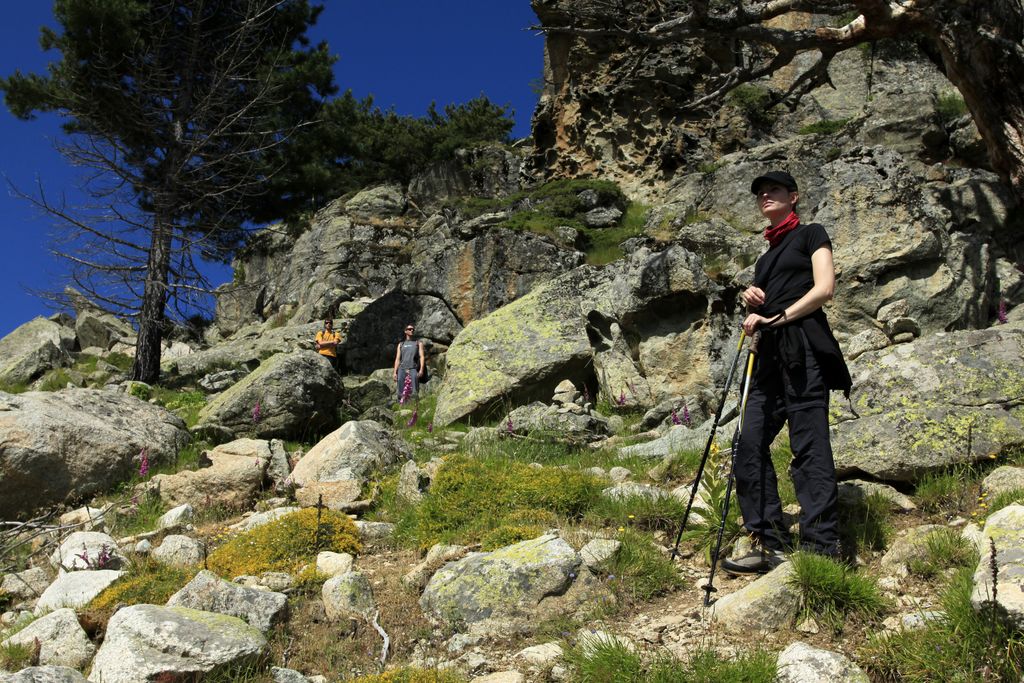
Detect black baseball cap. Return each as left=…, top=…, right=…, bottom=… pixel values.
left=751, top=171, right=798, bottom=194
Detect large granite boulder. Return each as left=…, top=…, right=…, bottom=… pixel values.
left=0, top=317, right=74, bottom=387
left=195, top=351, right=342, bottom=440
left=167, top=570, right=288, bottom=632
left=49, top=531, right=126, bottom=572
left=163, top=322, right=319, bottom=380
left=0, top=389, right=189, bottom=519
left=832, top=323, right=1024, bottom=482
left=146, top=439, right=271, bottom=510
left=290, top=420, right=411, bottom=509
left=420, top=534, right=609, bottom=634
left=88, top=604, right=266, bottom=683
left=74, top=310, right=133, bottom=352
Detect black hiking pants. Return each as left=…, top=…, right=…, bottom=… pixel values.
left=733, top=328, right=840, bottom=556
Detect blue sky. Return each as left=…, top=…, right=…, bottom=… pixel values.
left=0, top=2, right=543, bottom=337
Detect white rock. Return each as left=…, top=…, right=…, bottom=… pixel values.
left=156, top=503, right=194, bottom=530
left=579, top=539, right=621, bottom=569
left=0, top=567, right=52, bottom=603
left=971, top=504, right=1024, bottom=627
left=608, top=467, right=632, bottom=483
left=231, top=506, right=300, bottom=532
left=88, top=604, right=266, bottom=683
left=322, top=571, right=376, bottom=622
left=58, top=506, right=107, bottom=532
left=776, top=641, right=869, bottom=682
left=315, top=551, right=354, bottom=577
left=35, top=570, right=123, bottom=613
left=152, top=535, right=205, bottom=568
left=711, top=562, right=800, bottom=633
left=49, top=531, right=125, bottom=571
left=167, top=570, right=288, bottom=633
left=1, top=608, right=94, bottom=669
left=0, top=666, right=88, bottom=682
left=515, top=641, right=564, bottom=667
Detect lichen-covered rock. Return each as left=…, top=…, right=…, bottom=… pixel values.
left=837, top=480, right=916, bottom=512
left=971, top=504, right=1024, bottom=627
left=196, top=351, right=342, bottom=440
left=880, top=525, right=948, bottom=574
left=420, top=534, right=609, bottom=634
left=1, top=608, right=94, bottom=669
left=0, top=567, right=51, bottom=604
left=156, top=503, right=195, bottom=530
left=291, top=420, right=410, bottom=509
left=775, top=641, right=869, bottom=683
left=711, top=562, right=800, bottom=633
left=167, top=570, right=287, bottom=633
left=0, top=389, right=189, bottom=519
left=502, top=402, right=609, bottom=441
left=35, top=570, right=123, bottom=613
left=88, top=604, right=266, bottom=683
left=321, top=571, right=376, bottom=622
left=833, top=323, right=1024, bottom=483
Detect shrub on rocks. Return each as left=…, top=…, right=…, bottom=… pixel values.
left=207, top=508, right=360, bottom=578
left=86, top=558, right=196, bottom=622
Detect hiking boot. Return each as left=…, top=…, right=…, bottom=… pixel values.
left=720, top=547, right=788, bottom=575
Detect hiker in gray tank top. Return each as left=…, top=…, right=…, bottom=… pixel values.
left=393, top=323, right=425, bottom=402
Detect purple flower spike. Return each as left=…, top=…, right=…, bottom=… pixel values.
left=617, top=390, right=626, bottom=406
left=506, top=416, right=514, bottom=433
left=407, top=409, right=418, bottom=427
left=252, top=400, right=262, bottom=424
left=671, top=409, right=682, bottom=426
left=427, top=422, right=434, bottom=433
left=138, top=448, right=150, bottom=478
left=399, top=374, right=413, bottom=405
left=682, top=404, right=691, bottom=427
left=998, top=298, right=1008, bottom=324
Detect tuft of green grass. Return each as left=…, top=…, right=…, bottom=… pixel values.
left=87, top=557, right=196, bottom=616
left=586, top=492, right=689, bottom=534
left=402, top=454, right=603, bottom=550
left=984, top=487, right=1024, bottom=519
left=598, top=528, right=684, bottom=603
left=0, top=381, right=29, bottom=394
left=789, top=552, right=888, bottom=632
left=916, top=464, right=978, bottom=514
left=36, top=368, right=74, bottom=391
left=838, top=491, right=892, bottom=557
left=108, top=490, right=168, bottom=537
left=564, top=637, right=776, bottom=683
left=726, top=84, right=777, bottom=129
left=150, top=387, right=208, bottom=428
left=0, top=641, right=37, bottom=672
left=936, top=89, right=968, bottom=125
left=864, top=559, right=1024, bottom=682
left=907, top=527, right=976, bottom=579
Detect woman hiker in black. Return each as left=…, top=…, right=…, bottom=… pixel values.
left=721, top=171, right=853, bottom=575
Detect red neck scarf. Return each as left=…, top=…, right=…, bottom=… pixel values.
left=764, top=211, right=800, bottom=247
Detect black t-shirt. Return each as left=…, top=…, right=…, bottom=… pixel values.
left=753, top=223, right=832, bottom=314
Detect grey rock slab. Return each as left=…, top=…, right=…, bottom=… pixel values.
left=156, top=503, right=194, bottom=530
left=0, top=667, right=88, bottom=683
left=515, top=641, right=564, bottom=667
left=271, top=668, right=314, bottom=683
left=0, top=317, right=74, bottom=386
left=711, top=562, right=800, bottom=633
left=837, top=479, right=916, bottom=512
left=152, top=535, right=206, bottom=568
left=49, top=531, right=125, bottom=572
left=196, top=351, right=342, bottom=440
left=166, top=570, right=288, bottom=633
left=231, top=506, right=300, bottom=532
left=580, top=540, right=621, bottom=569
left=1, top=568, right=51, bottom=603
left=291, top=420, right=410, bottom=510
left=321, top=571, right=376, bottom=622
left=87, top=604, right=266, bottom=683
left=354, top=521, right=396, bottom=542
left=601, top=482, right=669, bottom=502
left=982, top=466, right=1024, bottom=497
left=1, top=608, right=94, bottom=669
left=775, top=641, right=869, bottom=683
left=618, top=424, right=714, bottom=460
left=833, top=325, right=1024, bottom=483
left=0, top=389, right=189, bottom=519
left=420, top=534, right=606, bottom=632
left=35, top=570, right=123, bottom=613
left=147, top=438, right=270, bottom=510
left=315, top=552, right=354, bottom=577
left=971, top=504, right=1024, bottom=627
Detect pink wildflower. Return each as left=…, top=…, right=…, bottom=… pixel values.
left=682, top=404, right=691, bottom=427
left=252, top=400, right=262, bottom=424
left=671, top=409, right=682, bottom=426
left=617, top=390, right=626, bottom=406
left=399, top=374, right=413, bottom=405
left=998, top=299, right=1008, bottom=324
left=427, top=422, right=434, bottom=433
left=138, top=448, right=150, bottom=478
left=407, top=409, right=419, bottom=427
left=506, top=416, right=514, bottom=433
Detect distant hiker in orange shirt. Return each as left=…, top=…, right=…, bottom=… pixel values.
left=314, top=318, right=342, bottom=373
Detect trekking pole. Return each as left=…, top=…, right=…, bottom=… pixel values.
left=670, top=330, right=747, bottom=561
left=702, top=332, right=759, bottom=606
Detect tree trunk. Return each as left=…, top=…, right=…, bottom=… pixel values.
left=131, top=218, right=173, bottom=383
left=926, top=1, right=1024, bottom=201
